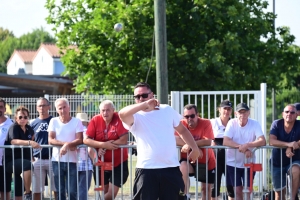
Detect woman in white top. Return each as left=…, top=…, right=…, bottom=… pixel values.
left=211, top=99, right=234, bottom=200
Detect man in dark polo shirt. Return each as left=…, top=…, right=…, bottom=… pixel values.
left=30, top=97, right=57, bottom=200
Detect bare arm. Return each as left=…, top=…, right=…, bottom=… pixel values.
left=195, top=139, right=212, bottom=147
left=119, top=99, right=159, bottom=126
left=269, top=134, right=299, bottom=149
left=69, top=131, right=83, bottom=148
left=246, top=135, right=266, bottom=147
left=174, top=123, right=200, bottom=162
left=238, top=135, right=266, bottom=153
left=176, top=135, right=211, bottom=147
left=111, top=133, right=128, bottom=145
left=175, top=135, right=186, bottom=146
left=11, top=139, right=41, bottom=149
left=223, top=136, right=240, bottom=148
left=83, top=136, right=119, bottom=150
left=48, top=131, right=65, bottom=146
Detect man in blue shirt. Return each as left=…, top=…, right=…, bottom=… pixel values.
left=30, top=97, right=57, bottom=200
left=269, top=104, right=300, bottom=200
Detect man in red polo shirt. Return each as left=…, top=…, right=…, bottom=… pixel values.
left=175, top=104, right=216, bottom=200
left=83, top=100, right=128, bottom=200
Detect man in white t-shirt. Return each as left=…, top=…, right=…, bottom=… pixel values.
left=223, top=102, right=266, bottom=200
left=119, top=82, right=200, bottom=200
left=0, top=98, right=13, bottom=200
left=48, top=98, right=84, bottom=200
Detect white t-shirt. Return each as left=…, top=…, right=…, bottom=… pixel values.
left=0, top=117, right=13, bottom=165
left=122, top=104, right=182, bottom=168
left=224, top=118, right=264, bottom=168
left=48, top=117, right=84, bottom=163
left=210, top=117, right=226, bottom=138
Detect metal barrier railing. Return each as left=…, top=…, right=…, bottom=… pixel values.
left=0, top=145, right=297, bottom=200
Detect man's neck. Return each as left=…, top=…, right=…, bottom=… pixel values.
left=39, top=114, right=50, bottom=120
left=239, top=119, right=248, bottom=127
left=284, top=121, right=295, bottom=133
left=59, top=115, right=71, bottom=123
left=0, top=116, right=6, bottom=124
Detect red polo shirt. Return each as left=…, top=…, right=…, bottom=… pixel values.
left=86, top=112, right=128, bottom=167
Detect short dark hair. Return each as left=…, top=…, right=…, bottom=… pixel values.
left=184, top=104, right=198, bottom=114
left=14, top=106, right=30, bottom=120
left=0, top=97, right=6, bottom=107
left=37, top=97, right=50, bottom=105
left=134, top=82, right=152, bottom=91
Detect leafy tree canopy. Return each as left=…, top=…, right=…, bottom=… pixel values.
left=46, top=0, right=300, bottom=94
left=0, top=27, right=56, bottom=73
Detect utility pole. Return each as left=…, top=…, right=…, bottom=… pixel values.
left=154, top=0, right=168, bottom=104
left=272, top=0, right=277, bottom=121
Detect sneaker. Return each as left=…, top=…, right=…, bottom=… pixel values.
left=24, top=192, right=32, bottom=200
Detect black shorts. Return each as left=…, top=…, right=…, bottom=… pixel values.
left=179, top=158, right=215, bottom=184
left=5, top=159, right=32, bottom=196
left=94, top=160, right=129, bottom=188
left=133, top=167, right=184, bottom=200
left=0, top=166, right=11, bottom=192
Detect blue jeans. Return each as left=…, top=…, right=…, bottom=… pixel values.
left=52, top=161, right=77, bottom=200
left=78, top=170, right=92, bottom=200
left=271, top=160, right=300, bottom=191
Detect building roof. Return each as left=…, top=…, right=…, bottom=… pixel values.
left=7, top=50, right=37, bottom=65
left=40, top=43, right=61, bottom=58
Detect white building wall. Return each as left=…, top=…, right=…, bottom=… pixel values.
left=7, top=55, right=26, bottom=75
left=32, top=48, right=54, bottom=75
left=25, top=63, right=32, bottom=74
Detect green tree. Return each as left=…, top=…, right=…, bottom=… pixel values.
left=46, top=0, right=300, bottom=94
left=0, top=27, right=14, bottom=41
left=18, top=27, right=56, bottom=50
left=0, top=27, right=56, bottom=73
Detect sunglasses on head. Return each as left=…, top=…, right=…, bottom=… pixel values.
left=284, top=110, right=296, bottom=114
left=18, top=116, right=28, bottom=120
left=134, top=93, right=151, bottom=99
left=184, top=114, right=196, bottom=119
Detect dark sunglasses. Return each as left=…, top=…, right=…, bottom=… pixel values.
left=18, top=116, right=28, bottom=120
left=184, top=114, right=196, bottom=119
left=284, top=110, right=296, bottom=114
left=134, top=93, right=151, bottom=99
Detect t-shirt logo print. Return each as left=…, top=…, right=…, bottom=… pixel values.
left=1, top=127, right=8, bottom=134
left=28, top=135, right=32, bottom=139
left=36, top=123, right=49, bottom=133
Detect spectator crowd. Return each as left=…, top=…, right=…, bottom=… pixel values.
left=0, top=82, right=299, bottom=200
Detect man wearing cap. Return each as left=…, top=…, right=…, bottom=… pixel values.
left=269, top=104, right=300, bottom=200
left=294, top=103, right=300, bottom=120
left=83, top=100, right=129, bottom=200
left=76, top=113, right=93, bottom=200
left=30, top=97, right=57, bottom=200
left=223, top=102, right=266, bottom=200
left=175, top=104, right=215, bottom=200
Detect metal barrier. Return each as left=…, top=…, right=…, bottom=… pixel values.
left=0, top=144, right=297, bottom=200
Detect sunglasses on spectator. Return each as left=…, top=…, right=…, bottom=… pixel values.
left=184, top=114, right=196, bottom=119
left=18, top=116, right=28, bottom=120
left=134, top=93, right=151, bottom=99
left=284, top=110, right=296, bottom=114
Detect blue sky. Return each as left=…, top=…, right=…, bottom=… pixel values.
left=0, top=0, right=299, bottom=45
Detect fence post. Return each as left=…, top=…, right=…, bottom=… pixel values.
left=171, top=91, right=180, bottom=113
left=261, top=83, right=267, bottom=190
